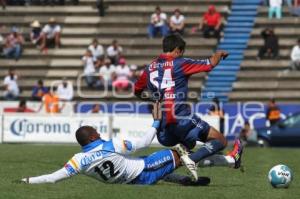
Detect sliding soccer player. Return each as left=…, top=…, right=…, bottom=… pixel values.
left=19, top=103, right=241, bottom=185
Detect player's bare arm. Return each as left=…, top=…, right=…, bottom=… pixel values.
left=209, top=51, right=229, bottom=67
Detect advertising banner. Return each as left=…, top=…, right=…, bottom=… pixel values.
left=2, top=114, right=110, bottom=143
left=112, top=114, right=160, bottom=145
left=112, top=114, right=220, bottom=145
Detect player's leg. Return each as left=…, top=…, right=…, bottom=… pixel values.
left=132, top=149, right=180, bottom=185
left=188, top=126, right=227, bottom=164
left=198, top=139, right=243, bottom=169
left=177, top=139, right=243, bottom=169
left=179, top=114, right=242, bottom=167
left=156, top=124, right=180, bottom=147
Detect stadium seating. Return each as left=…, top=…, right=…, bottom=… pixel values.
left=201, top=0, right=261, bottom=102
left=0, top=0, right=231, bottom=102
left=229, top=6, right=300, bottom=102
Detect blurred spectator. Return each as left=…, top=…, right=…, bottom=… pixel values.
left=269, top=0, right=282, bottom=19
left=1, top=0, right=6, bottom=9
left=289, top=0, right=300, bottom=16
left=56, top=0, right=79, bottom=5
left=290, top=39, right=300, bottom=70
left=16, top=99, right=33, bottom=112
left=113, top=58, right=131, bottom=92
left=56, top=78, right=74, bottom=101
left=286, top=0, right=293, bottom=7
left=106, top=40, right=123, bottom=65
left=3, top=27, right=24, bottom=61
left=239, top=121, right=252, bottom=146
left=257, top=28, right=279, bottom=60
left=41, top=17, right=61, bottom=53
left=97, top=59, right=116, bottom=89
left=30, top=20, right=42, bottom=47
left=266, top=98, right=281, bottom=126
left=82, top=49, right=97, bottom=88
left=0, top=33, right=3, bottom=55
left=148, top=6, right=168, bottom=38
left=129, top=64, right=139, bottom=82
left=88, top=38, right=104, bottom=60
left=95, top=56, right=105, bottom=70
left=7, top=0, right=27, bottom=5
left=199, top=5, right=222, bottom=39
left=32, top=79, right=48, bottom=101
left=23, top=0, right=79, bottom=6
left=169, top=9, right=185, bottom=35
left=42, top=88, right=60, bottom=113
left=3, top=68, right=19, bottom=100
left=96, top=0, right=107, bottom=16
left=4, top=99, right=35, bottom=113
left=209, top=97, right=225, bottom=134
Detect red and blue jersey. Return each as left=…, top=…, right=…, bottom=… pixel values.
left=134, top=54, right=213, bottom=127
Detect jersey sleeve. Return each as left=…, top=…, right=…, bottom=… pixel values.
left=134, top=70, right=148, bottom=94
left=112, top=138, right=135, bottom=154
left=180, top=58, right=213, bottom=75
left=24, top=155, right=81, bottom=184
left=64, top=155, right=82, bottom=176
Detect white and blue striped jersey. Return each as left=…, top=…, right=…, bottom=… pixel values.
left=24, top=126, right=158, bottom=184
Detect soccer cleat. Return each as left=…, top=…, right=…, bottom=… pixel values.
left=163, top=174, right=210, bottom=186
left=174, top=144, right=198, bottom=182
left=181, top=176, right=211, bottom=186
left=227, top=139, right=243, bottom=169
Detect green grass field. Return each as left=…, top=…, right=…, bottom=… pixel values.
left=0, top=144, right=299, bottom=199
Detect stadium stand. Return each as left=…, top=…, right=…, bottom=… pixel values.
left=0, top=0, right=231, bottom=102
left=230, top=5, right=300, bottom=102
left=201, top=0, right=261, bottom=102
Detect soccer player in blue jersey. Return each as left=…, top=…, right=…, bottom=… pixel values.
left=18, top=102, right=239, bottom=185
left=134, top=34, right=243, bottom=180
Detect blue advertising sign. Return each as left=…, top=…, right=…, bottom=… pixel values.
left=77, top=102, right=300, bottom=139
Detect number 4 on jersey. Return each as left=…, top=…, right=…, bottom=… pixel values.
left=150, top=69, right=175, bottom=90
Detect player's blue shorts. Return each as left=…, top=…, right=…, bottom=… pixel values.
left=157, top=114, right=211, bottom=149
left=131, top=149, right=175, bottom=185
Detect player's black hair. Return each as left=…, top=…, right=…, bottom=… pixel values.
left=76, top=126, right=99, bottom=146
left=162, top=34, right=186, bottom=53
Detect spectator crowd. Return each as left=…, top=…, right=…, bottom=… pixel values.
left=1, top=1, right=300, bottom=117
left=147, top=6, right=224, bottom=40
left=82, top=39, right=138, bottom=93
left=256, top=0, right=300, bottom=71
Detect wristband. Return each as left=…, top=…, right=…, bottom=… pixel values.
left=152, top=120, right=161, bottom=129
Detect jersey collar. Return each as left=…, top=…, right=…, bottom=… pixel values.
left=159, top=54, right=175, bottom=60
left=82, top=139, right=104, bottom=152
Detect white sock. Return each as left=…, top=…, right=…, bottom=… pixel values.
left=198, top=155, right=235, bottom=168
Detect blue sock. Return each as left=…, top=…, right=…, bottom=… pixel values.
left=189, top=140, right=225, bottom=163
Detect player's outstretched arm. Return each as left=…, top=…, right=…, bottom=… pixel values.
left=20, top=168, right=72, bottom=184
left=209, top=51, right=229, bottom=67
left=19, top=156, right=81, bottom=184
left=113, top=102, right=162, bottom=154
left=181, top=52, right=228, bottom=75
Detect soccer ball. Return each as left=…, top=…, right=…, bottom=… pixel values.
left=268, top=164, right=293, bottom=188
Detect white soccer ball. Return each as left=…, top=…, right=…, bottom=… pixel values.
left=268, top=164, right=293, bottom=188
